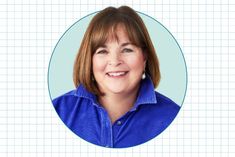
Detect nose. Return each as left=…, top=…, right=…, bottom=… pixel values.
left=108, top=52, right=123, bottom=66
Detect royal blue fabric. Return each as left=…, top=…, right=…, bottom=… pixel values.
left=52, top=77, right=180, bottom=148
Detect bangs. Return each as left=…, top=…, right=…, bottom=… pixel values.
left=90, top=14, right=147, bottom=53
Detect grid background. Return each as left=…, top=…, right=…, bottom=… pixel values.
left=0, top=0, right=235, bottom=156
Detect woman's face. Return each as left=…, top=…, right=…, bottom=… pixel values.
left=92, top=25, right=146, bottom=95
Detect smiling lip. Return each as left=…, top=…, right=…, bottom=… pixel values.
left=106, top=71, right=129, bottom=77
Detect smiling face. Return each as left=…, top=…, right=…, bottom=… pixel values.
left=92, top=25, right=146, bottom=95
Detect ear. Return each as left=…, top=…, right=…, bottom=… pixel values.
left=143, top=51, right=147, bottom=69
left=143, top=60, right=147, bottom=70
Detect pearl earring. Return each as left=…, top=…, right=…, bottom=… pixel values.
left=142, top=72, right=146, bottom=79
left=91, top=75, right=95, bottom=81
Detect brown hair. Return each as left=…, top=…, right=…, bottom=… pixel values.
left=73, top=6, right=161, bottom=95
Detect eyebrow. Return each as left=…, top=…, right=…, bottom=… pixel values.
left=121, top=42, right=132, bottom=47
left=97, top=42, right=132, bottom=49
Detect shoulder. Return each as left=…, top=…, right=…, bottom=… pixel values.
left=51, top=89, right=94, bottom=122
left=153, top=91, right=180, bottom=115
left=52, top=86, right=98, bottom=116
left=137, top=91, right=181, bottom=137
left=52, top=90, right=78, bottom=108
left=52, top=83, right=100, bottom=115
left=155, top=91, right=180, bottom=108
left=52, top=90, right=81, bottom=114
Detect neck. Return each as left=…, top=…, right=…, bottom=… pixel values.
left=98, top=87, right=140, bottom=124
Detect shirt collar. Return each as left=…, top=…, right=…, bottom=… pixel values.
left=75, top=76, right=157, bottom=109
left=75, top=84, right=100, bottom=106
left=130, top=76, right=157, bottom=111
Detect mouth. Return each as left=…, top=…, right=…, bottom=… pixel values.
left=106, top=71, right=129, bottom=78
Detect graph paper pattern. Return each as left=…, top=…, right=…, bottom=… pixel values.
left=0, top=0, right=234, bottom=156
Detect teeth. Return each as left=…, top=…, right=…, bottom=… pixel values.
left=108, top=72, right=126, bottom=77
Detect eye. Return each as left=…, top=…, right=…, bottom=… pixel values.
left=122, top=48, right=133, bottom=53
left=95, top=49, right=108, bottom=54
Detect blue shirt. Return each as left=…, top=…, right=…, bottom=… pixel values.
left=52, top=77, right=180, bottom=148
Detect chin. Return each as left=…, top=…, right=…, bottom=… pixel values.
left=108, top=88, right=126, bottom=94
left=106, top=85, right=128, bottom=94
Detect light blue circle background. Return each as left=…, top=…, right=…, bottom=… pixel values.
left=48, top=12, right=187, bottom=106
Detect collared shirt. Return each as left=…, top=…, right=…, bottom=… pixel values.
left=52, top=77, right=180, bottom=148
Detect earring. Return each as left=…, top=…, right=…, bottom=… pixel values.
left=91, top=75, right=95, bottom=81
left=142, top=72, right=146, bottom=79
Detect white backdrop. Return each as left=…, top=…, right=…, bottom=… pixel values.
left=0, top=0, right=234, bottom=156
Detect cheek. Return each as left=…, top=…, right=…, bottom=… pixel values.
left=126, top=55, right=145, bottom=72
left=92, top=57, right=106, bottom=74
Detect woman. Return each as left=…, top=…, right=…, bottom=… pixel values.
left=53, top=6, right=180, bottom=148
